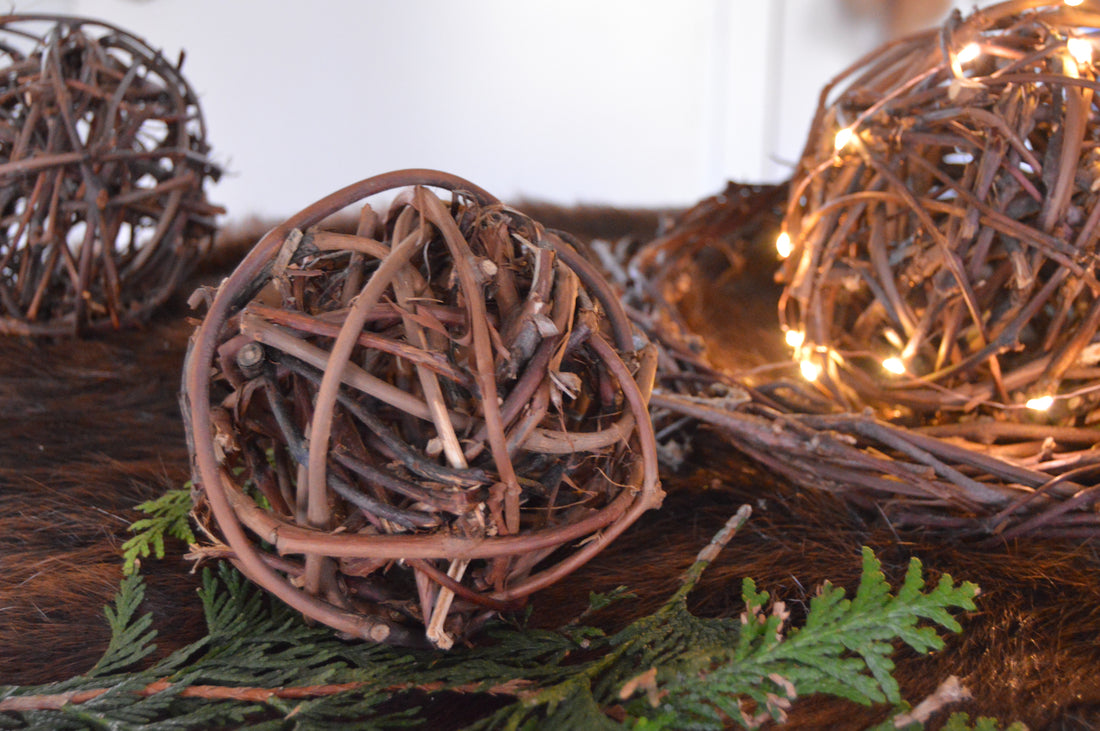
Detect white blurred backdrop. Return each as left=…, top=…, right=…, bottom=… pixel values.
left=16, top=0, right=992, bottom=220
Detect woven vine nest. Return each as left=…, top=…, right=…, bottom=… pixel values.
left=0, top=14, right=222, bottom=337
left=181, top=169, right=662, bottom=648
left=778, top=0, right=1100, bottom=426
left=618, top=2, right=1100, bottom=541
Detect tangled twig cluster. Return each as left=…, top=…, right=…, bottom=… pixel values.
left=0, top=14, right=221, bottom=336
left=181, top=169, right=662, bottom=647
left=612, top=2, right=1100, bottom=540
left=778, top=0, right=1100, bottom=424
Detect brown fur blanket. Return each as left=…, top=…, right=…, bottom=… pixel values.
left=2, top=206, right=1099, bottom=729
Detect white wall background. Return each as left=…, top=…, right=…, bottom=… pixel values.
left=16, top=0, right=990, bottom=221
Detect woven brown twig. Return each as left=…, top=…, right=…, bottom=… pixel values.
left=778, top=0, right=1100, bottom=423
left=0, top=14, right=221, bottom=336
left=181, top=169, right=662, bottom=648
left=625, top=1, right=1100, bottom=540
left=622, top=181, right=789, bottom=376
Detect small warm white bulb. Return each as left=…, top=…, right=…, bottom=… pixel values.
left=1068, top=37, right=1093, bottom=65
left=1066, top=0, right=1084, bottom=6
left=834, top=127, right=855, bottom=152
left=956, top=43, right=981, bottom=64
left=785, top=329, right=805, bottom=348
left=799, top=358, right=822, bottom=382
left=882, top=356, right=906, bottom=375
left=776, top=231, right=793, bottom=259
left=1026, top=395, right=1054, bottom=411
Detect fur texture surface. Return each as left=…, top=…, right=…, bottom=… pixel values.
left=1, top=207, right=1098, bottom=729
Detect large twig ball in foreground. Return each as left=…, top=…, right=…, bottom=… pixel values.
left=0, top=15, right=221, bottom=336
left=181, top=169, right=662, bottom=648
left=779, top=1, right=1100, bottom=425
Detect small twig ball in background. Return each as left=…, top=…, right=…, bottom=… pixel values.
left=778, top=0, right=1100, bottom=425
left=181, top=169, right=662, bottom=649
left=0, top=14, right=222, bottom=337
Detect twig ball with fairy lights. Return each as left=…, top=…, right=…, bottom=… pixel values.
left=180, top=169, right=662, bottom=648
left=778, top=1, right=1100, bottom=424
left=0, top=15, right=221, bottom=336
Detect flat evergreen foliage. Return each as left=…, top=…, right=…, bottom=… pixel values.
left=0, top=506, right=1012, bottom=730
left=120, top=487, right=196, bottom=575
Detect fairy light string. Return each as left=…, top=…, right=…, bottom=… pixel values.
left=777, top=1, right=1100, bottom=426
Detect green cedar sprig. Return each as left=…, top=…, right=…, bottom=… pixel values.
left=120, top=486, right=196, bottom=575
left=0, top=505, right=998, bottom=730
left=88, top=573, right=158, bottom=678
left=470, top=513, right=979, bottom=730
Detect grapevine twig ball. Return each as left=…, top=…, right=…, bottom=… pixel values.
left=778, top=0, right=1100, bottom=425
left=0, top=15, right=222, bottom=336
left=181, top=169, right=662, bottom=648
